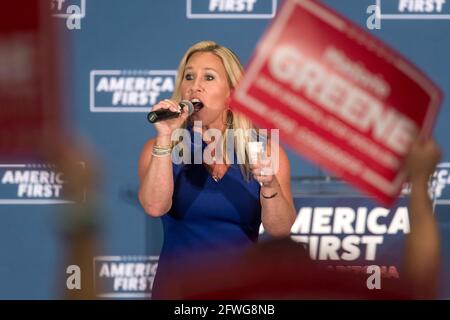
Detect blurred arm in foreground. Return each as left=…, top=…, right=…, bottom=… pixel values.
left=44, top=138, right=102, bottom=299
left=403, top=138, right=442, bottom=299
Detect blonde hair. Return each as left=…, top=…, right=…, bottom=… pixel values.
left=171, top=40, right=259, bottom=181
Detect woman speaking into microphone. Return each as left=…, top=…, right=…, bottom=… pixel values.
left=138, top=41, right=296, bottom=299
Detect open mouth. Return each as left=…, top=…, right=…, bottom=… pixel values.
left=191, top=98, right=204, bottom=111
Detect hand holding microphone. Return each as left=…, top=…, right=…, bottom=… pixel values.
left=147, top=99, right=194, bottom=137
left=147, top=100, right=195, bottom=123
left=148, top=99, right=205, bottom=123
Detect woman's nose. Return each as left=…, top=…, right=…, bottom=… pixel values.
left=190, top=77, right=203, bottom=93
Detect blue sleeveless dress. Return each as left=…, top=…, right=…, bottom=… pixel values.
left=152, top=127, right=262, bottom=299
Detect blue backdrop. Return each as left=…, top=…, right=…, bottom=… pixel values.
left=0, top=0, right=449, bottom=299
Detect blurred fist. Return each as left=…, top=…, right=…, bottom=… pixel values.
left=406, top=138, right=441, bottom=183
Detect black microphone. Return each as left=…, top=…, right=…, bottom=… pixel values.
left=147, top=100, right=194, bottom=123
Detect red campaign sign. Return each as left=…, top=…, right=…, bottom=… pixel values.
left=0, top=1, right=61, bottom=161
left=231, top=0, right=442, bottom=206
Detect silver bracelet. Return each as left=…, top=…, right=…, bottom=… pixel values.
left=152, top=146, right=172, bottom=157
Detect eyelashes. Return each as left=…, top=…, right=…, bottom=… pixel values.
left=184, top=73, right=215, bottom=81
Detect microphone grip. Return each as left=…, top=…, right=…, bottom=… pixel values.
left=147, top=108, right=181, bottom=123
